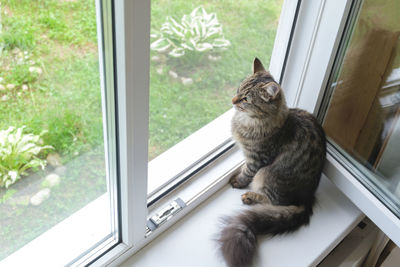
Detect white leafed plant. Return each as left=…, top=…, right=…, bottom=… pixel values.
left=0, top=126, right=53, bottom=188
left=151, top=6, right=231, bottom=57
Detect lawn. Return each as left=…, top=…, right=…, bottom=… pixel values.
left=149, top=0, right=283, bottom=156
left=0, top=0, right=282, bottom=260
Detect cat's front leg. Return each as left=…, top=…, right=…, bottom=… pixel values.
left=229, top=164, right=255, bottom=188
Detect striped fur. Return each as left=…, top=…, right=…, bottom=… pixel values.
left=218, top=58, right=326, bottom=267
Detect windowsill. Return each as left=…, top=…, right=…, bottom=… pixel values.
left=324, top=150, right=400, bottom=247
left=121, top=176, right=363, bottom=267
left=4, top=144, right=399, bottom=266
left=1, top=150, right=369, bottom=267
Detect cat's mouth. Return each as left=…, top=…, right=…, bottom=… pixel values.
left=235, top=105, right=245, bottom=111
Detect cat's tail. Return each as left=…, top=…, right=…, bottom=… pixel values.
left=217, top=201, right=313, bottom=267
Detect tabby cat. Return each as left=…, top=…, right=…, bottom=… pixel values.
left=218, top=58, right=326, bottom=267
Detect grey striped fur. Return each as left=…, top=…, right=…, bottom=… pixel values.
left=218, top=58, right=326, bottom=267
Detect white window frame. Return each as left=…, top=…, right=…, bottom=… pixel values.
left=94, top=0, right=302, bottom=265
left=4, top=0, right=400, bottom=266
left=91, top=0, right=400, bottom=265
left=102, top=0, right=400, bottom=265
left=280, top=0, right=400, bottom=247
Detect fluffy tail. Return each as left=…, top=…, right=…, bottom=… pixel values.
left=218, top=202, right=313, bottom=267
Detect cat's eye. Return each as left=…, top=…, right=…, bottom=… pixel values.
left=242, top=97, right=248, bottom=102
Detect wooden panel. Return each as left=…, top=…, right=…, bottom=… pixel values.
left=354, top=33, right=399, bottom=161
left=324, top=29, right=400, bottom=158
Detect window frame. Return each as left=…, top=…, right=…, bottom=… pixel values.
left=8, top=0, right=400, bottom=266
left=112, top=0, right=150, bottom=251
left=279, top=0, right=400, bottom=247
left=94, top=0, right=400, bottom=264
left=92, top=0, right=302, bottom=265
left=102, top=0, right=400, bottom=265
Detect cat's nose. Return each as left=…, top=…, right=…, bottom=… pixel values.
left=232, top=96, right=240, bottom=104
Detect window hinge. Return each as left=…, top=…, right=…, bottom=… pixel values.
left=146, top=198, right=186, bottom=234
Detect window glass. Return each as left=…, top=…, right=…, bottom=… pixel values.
left=322, top=0, right=400, bottom=213
left=148, top=1, right=284, bottom=195
left=149, top=0, right=284, bottom=160
left=0, top=0, right=115, bottom=263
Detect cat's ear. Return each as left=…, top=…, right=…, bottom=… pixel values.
left=253, top=57, right=266, bottom=74
left=261, top=82, right=280, bottom=101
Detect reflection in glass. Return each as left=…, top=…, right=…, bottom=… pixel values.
left=323, top=0, right=400, bottom=211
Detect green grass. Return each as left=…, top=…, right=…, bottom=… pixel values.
left=149, top=0, right=283, bottom=157
left=0, top=0, right=101, bottom=162
left=0, top=0, right=283, bottom=160
left=0, top=0, right=283, bottom=260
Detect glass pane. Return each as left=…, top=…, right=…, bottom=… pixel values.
left=148, top=0, right=284, bottom=190
left=322, top=0, right=400, bottom=213
left=149, top=1, right=284, bottom=160
left=0, top=0, right=116, bottom=264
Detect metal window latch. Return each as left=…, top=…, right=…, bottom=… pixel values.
left=147, top=198, right=186, bottom=232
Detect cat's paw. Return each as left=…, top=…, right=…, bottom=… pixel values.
left=229, top=174, right=247, bottom=188
left=241, top=192, right=255, bottom=205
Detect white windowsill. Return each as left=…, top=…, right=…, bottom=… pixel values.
left=4, top=142, right=399, bottom=267
left=121, top=176, right=363, bottom=267
left=1, top=150, right=371, bottom=267
left=324, top=152, right=400, bottom=247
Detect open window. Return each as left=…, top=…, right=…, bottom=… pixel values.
left=0, top=0, right=299, bottom=265
left=5, top=0, right=399, bottom=265
left=281, top=0, right=400, bottom=247
left=319, top=0, right=400, bottom=244
left=320, top=0, right=400, bottom=217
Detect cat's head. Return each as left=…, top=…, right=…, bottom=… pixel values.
left=232, top=58, right=286, bottom=118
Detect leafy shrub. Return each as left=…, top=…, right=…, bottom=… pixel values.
left=0, top=126, right=52, bottom=188
left=151, top=6, right=231, bottom=57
